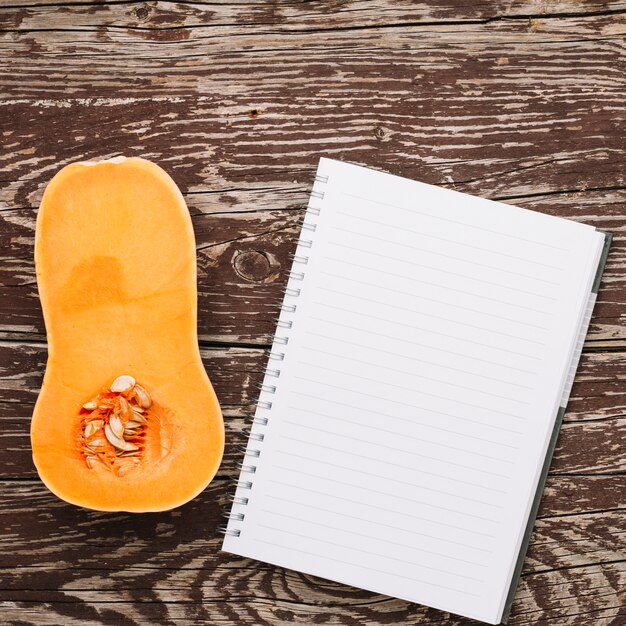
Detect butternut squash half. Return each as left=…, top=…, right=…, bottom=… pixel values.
left=31, top=157, right=224, bottom=512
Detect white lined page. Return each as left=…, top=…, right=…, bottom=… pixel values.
left=223, top=158, right=605, bottom=624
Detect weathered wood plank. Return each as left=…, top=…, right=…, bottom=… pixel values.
left=0, top=194, right=624, bottom=345
left=0, top=481, right=623, bottom=625
left=539, top=475, right=626, bottom=517
left=2, top=80, right=626, bottom=202
left=0, top=601, right=623, bottom=626
left=2, top=3, right=626, bottom=74
left=3, top=0, right=626, bottom=30
left=1, top=341, right=624, bottom=478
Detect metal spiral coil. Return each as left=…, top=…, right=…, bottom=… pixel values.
left=255, top=383, right=277, bottom=394
left=237, top=446, right=260, bottom=458
left=288, top=253, right=309, bottom=264
left=219, top=171, right=328, bottom=539
left=237, top=462, right=257, bottom=474
left=223, top=511, right=246, bottom=521
left=227, top=494, right=250, bottom=505
left=218, top=525, right=241, bottom=537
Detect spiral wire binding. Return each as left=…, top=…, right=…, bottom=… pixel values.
left=219, top=170, right=327, bottom=540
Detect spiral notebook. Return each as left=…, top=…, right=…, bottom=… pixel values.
left=222, top=158, right=611, bottom=624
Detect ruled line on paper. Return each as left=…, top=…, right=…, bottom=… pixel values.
left=340, top=191, right=570, bottom=253
left=297, top=351, right=531, bottom=405
left=307, top=318, right=540, bottom=373
left=254, top=539, right=482, bottom=596
left=274, top=451, right=504, bottom=509
left=285, top=404, right=521, bottom=451
left=323, top=249, right=557, bottom=305
left=260, top=509, right=490, bottom=566
left=322, top=261, right=554, bottom=317
left=311, top=301, right=544, bottom=356
left=319, top=285, right=550, bottom=334
left=257, top=523, right=485, bottom=582
left=290, top=386, right=522, bottom=439
left=264, top=495, right=496, bottom=540
left=276, top=441, right=508, bottom=494
left=293, top=368, right=528, bottom=420
left=336, top=209, right=566, bottom=270
left=282, top=416, right=515, bottom=465
left=300, top=335, right=533, bottom=389
left=330, top=225, right=561, bottom=286
left=270, top=475, right=500, bottom=527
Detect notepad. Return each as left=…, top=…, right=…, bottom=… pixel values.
left=222, top=158, right=611, bottom=624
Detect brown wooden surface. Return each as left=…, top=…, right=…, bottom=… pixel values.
left=1, top=1, right=625, bottom=625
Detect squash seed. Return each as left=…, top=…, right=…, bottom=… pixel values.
left=80, top=376, right=153, bottom=471
left=110, top=375, right=135, bottom=393
left=87, top=438, right=106, bottom=452
left=131, top=410, right=148, bottom=424
left=118, top=395, right=132, bottom=420
left=109, top=414, right=124, bottom=438
left=116, top=464, right=131, bottom=477
left=84, top=422, right=102, bottom=438
left=134, top=384, right=152, bottom=408
left=105, top=424, right=138, bottom=451
left=118, top=450, right=139, bottom=457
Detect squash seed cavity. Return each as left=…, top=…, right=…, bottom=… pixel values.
left=79, top=375, right=153, bottom=476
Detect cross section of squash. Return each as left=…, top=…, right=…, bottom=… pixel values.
left=31, top=157, right=224, bottom=512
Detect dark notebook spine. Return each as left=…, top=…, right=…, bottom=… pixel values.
left=500, top=231, right=612, bottom=624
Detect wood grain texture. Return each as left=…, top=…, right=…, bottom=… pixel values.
left=0, top=190, right=624, bottom=345
left=1, top=0, right=625, bottom=625
left=1, top=341, right=625, bottom=479
left=0, top=482, right=624, bottom=626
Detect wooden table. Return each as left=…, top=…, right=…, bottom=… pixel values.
left=1, top=1, right=625, bottom=624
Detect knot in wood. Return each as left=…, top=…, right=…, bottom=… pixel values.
left=233, top=250, right=275, bottom=283
left=134, top=5, right=151, bottom=20
left=374, top=126, right=387, bottom=140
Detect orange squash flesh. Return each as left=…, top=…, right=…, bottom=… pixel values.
left=31, top=157, right=224, bottom=512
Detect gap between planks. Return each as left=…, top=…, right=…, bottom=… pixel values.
left=1, top=336, right=625, bottom=353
